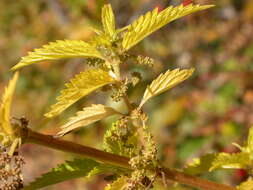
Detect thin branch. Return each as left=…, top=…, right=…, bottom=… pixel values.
left=114, top=80, right=134, bottom=112
left=23, top=128, right=236, bottom=190
left=24, top=129, right=130, bottom=169
left=123, top=95, right=133, bottom=112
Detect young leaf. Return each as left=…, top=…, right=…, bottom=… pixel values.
left=103, top=120, right=138, bottom=157
left=102, top=4, right=116, bottom=38
left=247, top=127, right=253, bottom=149
left=57, top=104, right=121, bottom=137
left=237, top=178, right=253, bottom=190
left=210, top=152, right=251, bottom=171
left=103, top=124, right=123, bottom=155
left=246, top=126, right=253, bottom=159
left=184, top=153, right=217, bottom=175
left=139, top=68, right=194, bottom=107
left=0, top=72, right=19, bottom=143
left=22, top=158, right=100, bottom=190
left=104, top=176, right=128, bottom=190
left=11, top=40, right=103, bottom=70
left=45, top=69, right=115, bottom=118
left=122, top=4, right=214, bottom=50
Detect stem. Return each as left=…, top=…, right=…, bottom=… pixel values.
left=123, top=95, right=133, bottom=112
left=114, top=80, right=133, bottom=112
left=23, top=128, right=236, bottom=190
left=25, top=129, right=130, bottom=169
left=111, top=59, right=121, bottom=80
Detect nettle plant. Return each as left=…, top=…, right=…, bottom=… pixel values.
left=1, top=2, right=253, bottom=190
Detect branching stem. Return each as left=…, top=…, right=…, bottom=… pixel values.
left=23, top=128, right=236, bottom=190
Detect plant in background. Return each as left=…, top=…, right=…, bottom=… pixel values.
left=1, top=2, right=252, bottom=190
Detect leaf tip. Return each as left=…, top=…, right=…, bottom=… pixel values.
left=11, top=64, right=21, bottom=71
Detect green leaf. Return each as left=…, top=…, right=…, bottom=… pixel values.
left=184, top=153, right=217, bottom=175
left=185, top=152, right=252, bottom=174
left=57, top=104, right=121, bottom=137
left=237, top=178, right=253, bottom=190
left=22, top=158, right=100, bottom=190
left=104, top=176, right=128, bottom=190
left=102, top=4, right=116, bottom=38
left=210, top=152, right=251, bottom=171
left=12, top=40, right=103, bottom=70
left=44, top=69, right=115, bottom=118
left=103, top=125, right=123, bottom=155
left=88, top=164, right=125, bottom=178
left=122, top=4, right=214, bottom=50
left=0, top=72, right=19, bottom=145
left=103, top=121, right=138, bottom=157
left=139, top=68, right=194, bottom=107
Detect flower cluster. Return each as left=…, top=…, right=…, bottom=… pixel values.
left=0, top=146, right=24, bottom=190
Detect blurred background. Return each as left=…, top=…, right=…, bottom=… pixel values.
left=0, top=0, right=253, bottom=189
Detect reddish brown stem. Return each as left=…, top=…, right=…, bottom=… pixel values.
left=25, top=129, right=130, bottom=169
left=23, top=128, right=236, bottom=190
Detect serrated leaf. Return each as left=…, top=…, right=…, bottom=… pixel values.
left=45, top=69, right=115, bottom=118
left=237, top=178, right=253, bottom=190
left=102, top=4, right=116, bottom=38
left=0, top=72, right=19, bottom=145
left=22, top=158, right=100, bottom=190
left=88, top=164, right=125, bottom=178
left=103, top=121, right=138, bottom=157
left=89, top=32, right=112, bottom=47
left=139, top=68, right=194, bottom=107
left=57, top=104, right=121, bottom=137
left=184, top=153, right=217, bottom=175
left=210, top=152, right=251, bottom=171
left=185, top=152, right=252, bottom=174
left=12, top=40, right=103, bottom=70
left=103, top=125, right=123, bottom=155
left=104, top=176, right=128, bottom=190
left=122, top=4, right=214, bottom=50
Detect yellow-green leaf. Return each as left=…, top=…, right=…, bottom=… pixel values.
left=246, top=126, right=253, bottom=160
left=139, top=68, right=194, bottom=107
left=12, top=40, right=103, bottom=70
left=210, top=152, right=251, bottom=171
left=237, top=178, right=253, bottom=190
left=184, top=153, right=217, bottom=175
left=102, top=4, right=116, bottom=38
left=0, top=72, right=19, bottom=138
left=45, top=69, right=115, bottom=118
left=104, top=176, right=128, bottom=190
left=122, top=4, right=214, bottom=50
left=57, top=104, right=121, bottom=137
left=248, top=127, right=253, bottom=149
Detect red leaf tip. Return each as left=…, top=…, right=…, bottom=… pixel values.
left=182, top=0, right=193, bottom=6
